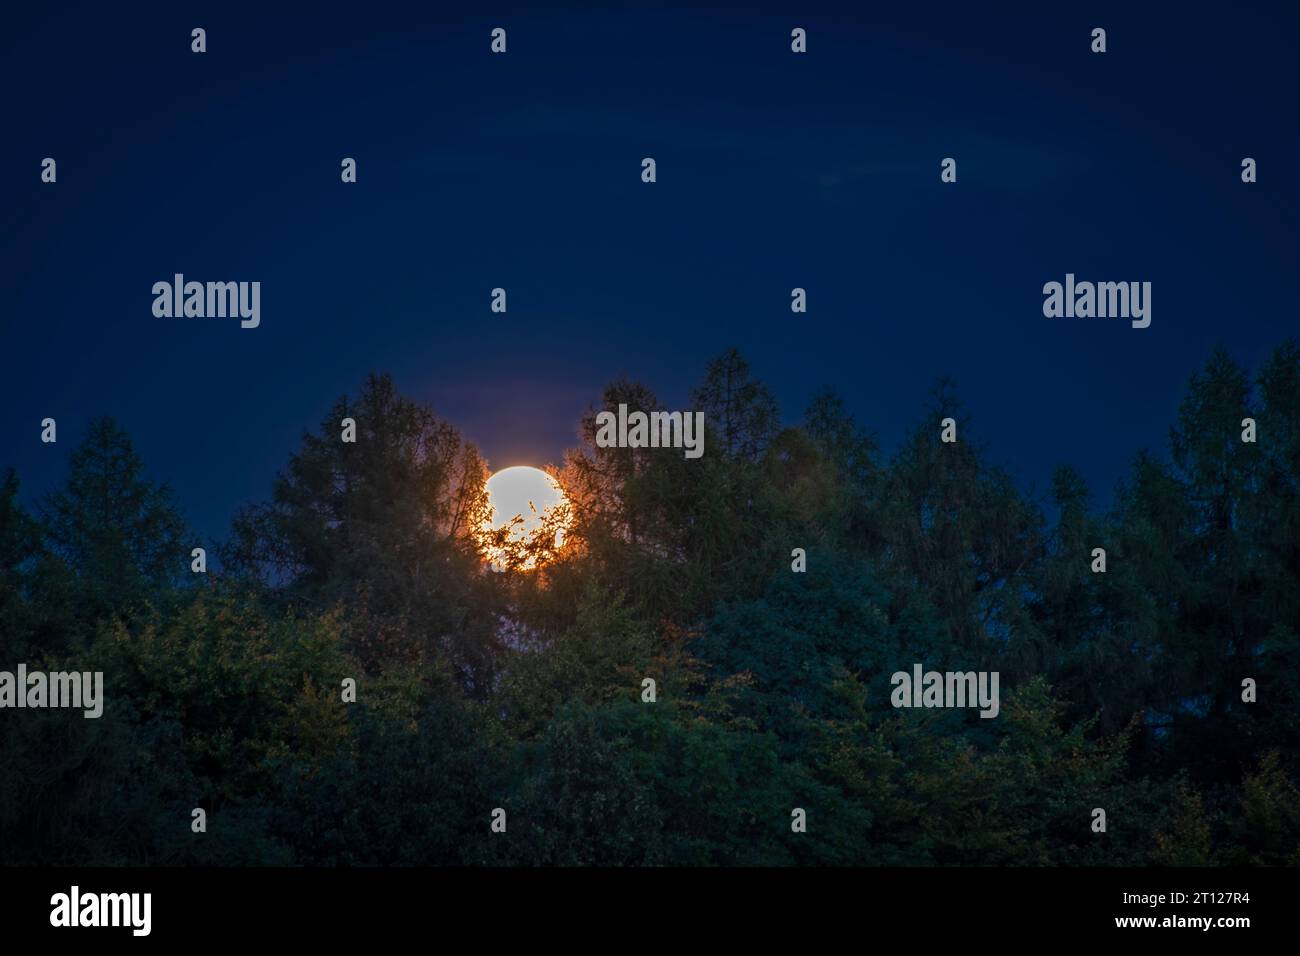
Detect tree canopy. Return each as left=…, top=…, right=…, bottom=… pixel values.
left=3, top=345, right=1298, bottom=866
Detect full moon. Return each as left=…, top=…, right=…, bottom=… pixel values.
left=479, top=466, right=571, bottom=569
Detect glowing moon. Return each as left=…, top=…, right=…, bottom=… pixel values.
left=479, top=466, right=571, bottom=568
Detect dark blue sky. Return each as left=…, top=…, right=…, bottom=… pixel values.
left=3, top=1, right=1297, bottom=546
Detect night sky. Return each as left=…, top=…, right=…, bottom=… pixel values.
left=3, top=1, right=1297, bottom=547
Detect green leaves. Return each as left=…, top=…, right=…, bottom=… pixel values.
left=6, top=344, right=1300, bottom=865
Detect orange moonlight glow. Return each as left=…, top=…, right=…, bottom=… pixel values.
left=478, top=466, right=571, bottom=569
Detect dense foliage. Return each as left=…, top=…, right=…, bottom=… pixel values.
left=3, top=345, right=1299, bottom=865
